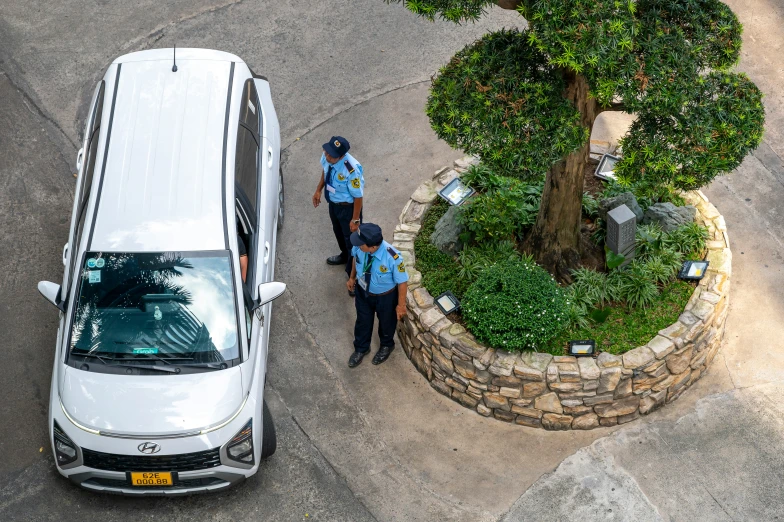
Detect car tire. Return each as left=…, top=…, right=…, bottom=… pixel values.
left=277, top=167, right=284, bottom=231
left=260, top=399, right=277, bottom=459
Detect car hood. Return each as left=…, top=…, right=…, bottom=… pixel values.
left=60, top=366, right=244, bottom=436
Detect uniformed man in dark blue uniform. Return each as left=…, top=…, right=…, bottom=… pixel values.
left=312, top=136, right=365, bottom=282
left=345, top=223, right=408, bottom=367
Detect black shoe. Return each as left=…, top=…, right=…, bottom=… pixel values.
left=372, top=345, right=395, bottom=365
left=327, top=254, right=347, bottom=266
left=348, top=350, right=367, bottom=368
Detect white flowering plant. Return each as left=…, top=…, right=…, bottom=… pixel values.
left=462, top=259, right=569, bottom=351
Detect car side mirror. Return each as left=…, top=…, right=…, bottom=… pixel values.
left=257, top=281, right=286, bottom=307
left=38, top=281, right=65, bottom=312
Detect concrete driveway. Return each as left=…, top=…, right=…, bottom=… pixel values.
left=1, top=1, right=783, bottom=520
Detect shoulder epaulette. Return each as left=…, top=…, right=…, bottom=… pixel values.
left=343, top=159, right=355, bottom=174
left=387, top=246, right=399, bottom=260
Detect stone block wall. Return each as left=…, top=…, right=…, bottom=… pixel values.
left=393, top=158, right=731, bottom=430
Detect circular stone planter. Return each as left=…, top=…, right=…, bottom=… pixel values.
left=392, top=157, right=731, bottom=430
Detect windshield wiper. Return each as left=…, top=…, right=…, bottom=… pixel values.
left=72, top=352, right=109, bottom=365
left=106, top=362, right=179, bottom=373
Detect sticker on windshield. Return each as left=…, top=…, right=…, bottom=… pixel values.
left=87, top=258, right=97, bottom=268
left=88, top=270, right=101, bottom=284
left=153, top=306, right=163, bottom=321
left=133, top=347, right=159, bottom=355
left=95, top=258, right=105, bottom=268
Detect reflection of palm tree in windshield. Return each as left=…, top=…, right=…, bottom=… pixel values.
left=71, top=253, right=223, bottom=363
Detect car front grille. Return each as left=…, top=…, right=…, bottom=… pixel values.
left=82, top=447, right=222, bottom=472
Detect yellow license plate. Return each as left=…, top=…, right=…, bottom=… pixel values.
left=130, top=471, right=173, bottom=486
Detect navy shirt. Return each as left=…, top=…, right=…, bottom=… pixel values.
left=321, top=152, right=364, bottom=203
left=352, top=241, right=408, bottom=294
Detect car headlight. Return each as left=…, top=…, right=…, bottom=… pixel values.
left=226, top=419, right=254, bottom=465
left=53, top=421, right=79, bottom=466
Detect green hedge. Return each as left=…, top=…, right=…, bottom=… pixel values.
left=462, top=260, right=569, bottom=351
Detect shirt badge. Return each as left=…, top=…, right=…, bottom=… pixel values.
left=379, top=265, right=388, bottom=273
left=398, top=262, right=406, bottom=273
left=351, top=178, right=361, bottom=189
left=337, top=173, right=346, bottom=181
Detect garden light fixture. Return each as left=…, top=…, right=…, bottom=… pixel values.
left=678, top=260, right=709, bottom=281
left=434, top=291, right=460, bottom=315
left=438, top=177, right=475, bottom=206
left=595, top=154, right=621, bottom=181
left=568, top=340, right=596, bottom=357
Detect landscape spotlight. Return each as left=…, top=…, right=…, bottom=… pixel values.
left=438, top=177, right=475, bottom=206
left=434, top=291, right=460, bottom=315
left=677, top=260, right=709, bottom=281
left=568, top=340, right=596, bottom=357
left=595, top=154, right=621, bottom=181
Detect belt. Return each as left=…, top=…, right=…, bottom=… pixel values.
left=330, top=201, right=353, bottom=206
left=367, top=287, right=396, bottom=297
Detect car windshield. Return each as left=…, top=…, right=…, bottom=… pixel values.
left=68, top=251, right=240, bottom=371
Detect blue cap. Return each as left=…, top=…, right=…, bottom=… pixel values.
left=323, top=136, right=350, bottom=158
left=350, top=223, right=383, bottom=247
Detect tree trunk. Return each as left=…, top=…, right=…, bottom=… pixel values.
left=523, top=72, right=599, bottom=283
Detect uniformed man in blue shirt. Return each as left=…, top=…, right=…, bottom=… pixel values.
left=312, top=136, right=364, bottom=281
left=345, top=223, right=408, bottom=367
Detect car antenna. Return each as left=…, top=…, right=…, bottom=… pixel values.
left=172, top=45, right=178, bottom=72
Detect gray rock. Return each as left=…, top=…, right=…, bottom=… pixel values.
left=642, top=202, right=697, bottom=232
left=430, top=204, right=464, bottom=255
left=599, top=192, right=643, bottom=223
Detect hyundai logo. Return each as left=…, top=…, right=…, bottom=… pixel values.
left=137, top=442, right=161, bottom=454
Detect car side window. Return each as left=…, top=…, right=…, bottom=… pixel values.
left=235, top=79, right=260, bottom=215
left=69, top=82, right=105, bottom=284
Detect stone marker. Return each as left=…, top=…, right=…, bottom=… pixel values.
left=606, top=203, right=636, bottom=267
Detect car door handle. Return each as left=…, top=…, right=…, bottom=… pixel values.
left=75, top=147, right=84, bottom=172
left=267, top=146, right=274, bottom=168
left=62, top=243, right=69, bottom=266
left=263, top=242, right=270, bottom=263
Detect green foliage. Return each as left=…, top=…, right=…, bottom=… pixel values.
left=664, top=222, right=709, bottom=258
left=605, top=246, right=626, bottom=270
left=640, top=256, right=674, bottom=285
left=427, top=30, right=589, bottom=178
left=617, top=72, right=765, bottom=190
left=617, top=261, right=660, bottom=308
left=635, top=223, right=665, bottom=259
left=385, top=0, right=493, bottom=23
left=599, top=179, right=685, bottom=211
left=462, top=260, right=569, bottom=351
left=456, top=174, right=542, bottom=242
left=582, top=192, right=599, bottom=219
left=548, top=281, right=695, bottom=355
left=414, top=200, right=470, bottom=298
left=457, top=240, right=525, bottom=284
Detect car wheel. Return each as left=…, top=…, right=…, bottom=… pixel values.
left=260, top=399, right=277, bottom=459
left=277, top=167, right=284, bottom=231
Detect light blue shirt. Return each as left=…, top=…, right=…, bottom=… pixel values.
left=352, top=240, right=408, bottom=294
left=321, top=152, right=364, bottom=203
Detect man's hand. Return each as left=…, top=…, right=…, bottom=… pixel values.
left=396, top=304, right=406, bottom=320
left=312, top=191, right=321, bottom=208
left=349, top=220, right=359, bottom=233
left=347, top=278, right=356, bottom=293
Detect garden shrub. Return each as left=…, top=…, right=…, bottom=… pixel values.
left=462, top=260, right=568, bottom=351
left=664, top=222, right=709, bottom=258
left=617, top=261, right=660, bottom=309
left=456, top=175, right=542, bottom=243
left=457, top=240, right=525, bottom=285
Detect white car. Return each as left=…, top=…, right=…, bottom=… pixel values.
left=37, top=48, right=285, bottom=495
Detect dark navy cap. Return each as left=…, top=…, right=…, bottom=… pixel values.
left=323, top=136, right=350, bottom=158
left=350, top=223, right=383, bottom=247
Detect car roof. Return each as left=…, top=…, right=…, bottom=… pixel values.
left=90, top=49, right=248, bottom=252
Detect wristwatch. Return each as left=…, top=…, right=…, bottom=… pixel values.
left=351, top=219, right=361, bottom=224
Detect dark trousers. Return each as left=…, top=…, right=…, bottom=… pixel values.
left=353, top=287, right=398, bottom=353
left=328, top=201, right=360, bottom=275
